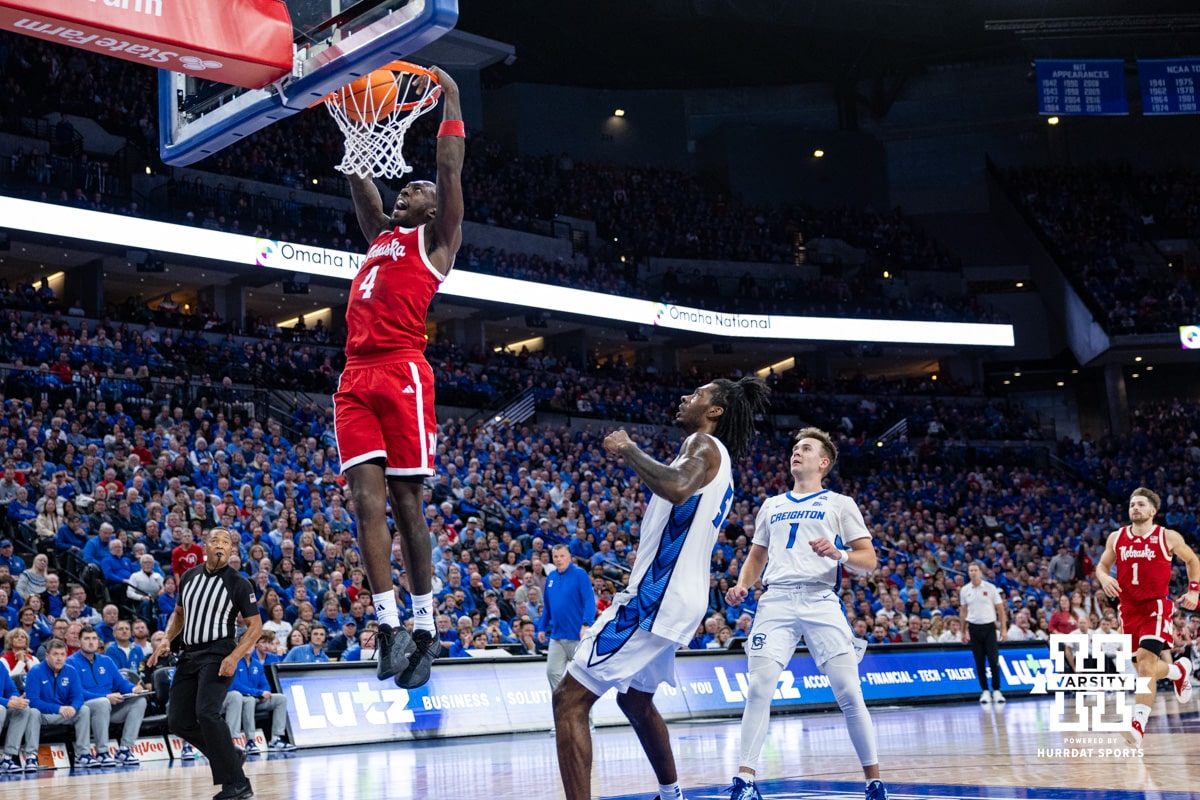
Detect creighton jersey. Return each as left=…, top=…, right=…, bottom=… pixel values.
left=754, top=489, right=870, bottom=590
left=599, top=436, right=734, bottom=649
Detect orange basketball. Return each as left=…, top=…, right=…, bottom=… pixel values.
left=337, top=69, right=399, bottom=123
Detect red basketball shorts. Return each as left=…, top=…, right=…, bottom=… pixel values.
left=1121, top=597, right=1174, bottom=650
left=334, top=359, right=437, bottom=476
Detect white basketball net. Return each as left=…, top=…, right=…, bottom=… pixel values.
left=325, top=67, right=441, bottom=179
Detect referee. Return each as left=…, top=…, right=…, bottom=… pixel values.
left=961, top=562, right=1007, bottom=705
left=148, top=528, right=262, bottom=800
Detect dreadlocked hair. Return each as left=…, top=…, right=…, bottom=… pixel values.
left=709, top=376, right=771, bottom=459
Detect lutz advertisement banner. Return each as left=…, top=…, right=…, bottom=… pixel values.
left=275, top=643, right=1050, bottom=748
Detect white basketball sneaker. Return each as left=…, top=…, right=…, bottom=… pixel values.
left=1171, top=657, right=1192, bottom=704
left=1123, top=718, right=1144, bottom=747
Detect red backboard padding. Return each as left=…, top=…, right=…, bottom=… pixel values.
left=0, top=0, right=293, bottom=89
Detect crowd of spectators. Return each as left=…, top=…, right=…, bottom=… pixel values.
left=0, top=298, right=1195, bottom=675
left=0, top=306, right=340, bottom=396
left=0, top=294, right=1032, bottom=434
left=1003, top=163, right=1200, bottom=335
left=434, top=337, right=1049, bottom=441
left=0, top=306, right=1037, bottom=447
left=0, top=35, right=157, bottom=148
left=455, top=244, right=1000, bottom=323
left=0, top=33, right=1197, bottom=683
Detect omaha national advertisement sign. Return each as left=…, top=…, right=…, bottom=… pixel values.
left=0, top=197, right=1013, bottom=347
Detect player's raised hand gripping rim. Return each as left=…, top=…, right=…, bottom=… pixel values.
left=344, top=64, right=464, bottom=275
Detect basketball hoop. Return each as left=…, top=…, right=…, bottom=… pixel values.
left=324, top=60, right=442, bottom=179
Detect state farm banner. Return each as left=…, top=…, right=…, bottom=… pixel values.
left=0, top=0, right=293, bottom=88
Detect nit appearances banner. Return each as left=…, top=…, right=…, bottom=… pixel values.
left=1139, top=59, right=1200, bottom=115
left=274, top=643, right=1050, bottom=748
left=1036, top=60, right=1128, bottom=116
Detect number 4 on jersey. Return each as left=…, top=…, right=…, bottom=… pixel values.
left=359, top=265, right=381, bottom=298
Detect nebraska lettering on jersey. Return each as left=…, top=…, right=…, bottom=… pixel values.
left=1114, top=525, right=1172, bottom=603
left=365, top=238, right=407, bottom=260
left=345, top=224, right=445, bottom=365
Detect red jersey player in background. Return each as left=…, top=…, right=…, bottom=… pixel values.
left=336, top=65, right=463, bottom=689
left=1095, top=487, right=1199, bottom=745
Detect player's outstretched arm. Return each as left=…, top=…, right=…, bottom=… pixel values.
left=428, top=66, right=464, bottom=270
left=1094, top=529, right=1122, bottom=598
left=347, top=173, right=391, bottom=244
left=1166, top=529, right=1200, bottom=610
left=603, top=430, right=717, bottom=506
left=727, top=543, right=767, bottom=605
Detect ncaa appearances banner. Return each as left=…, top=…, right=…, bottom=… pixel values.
left=0, top=197, right=1013, bottom=347
left=274, top=643, right=1048, bottom=748
left=1138, top=59, right=1200, bottom=116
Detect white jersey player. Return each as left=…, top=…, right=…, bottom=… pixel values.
left=552, top=377, right=770, bottom=800
left=726, top=427, right=889, bottom=800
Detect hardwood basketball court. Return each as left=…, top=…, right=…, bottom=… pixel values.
left=8, top=695, right=1194, bottom=800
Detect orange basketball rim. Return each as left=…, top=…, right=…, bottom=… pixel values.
left=322, top=60, right=444, bottom=179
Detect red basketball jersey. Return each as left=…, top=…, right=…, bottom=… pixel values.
left=344, top=224, right=445, bottom=367
left=1114, top=525, right=1172, bottom=603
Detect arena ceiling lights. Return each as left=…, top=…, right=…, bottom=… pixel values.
left=0, top=196, right=1014, bottom=348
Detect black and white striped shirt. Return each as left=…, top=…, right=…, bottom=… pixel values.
left=178, top=564, right=257, bottom=654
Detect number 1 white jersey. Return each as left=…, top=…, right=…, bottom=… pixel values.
left=753, top=489, right=871, bottom=591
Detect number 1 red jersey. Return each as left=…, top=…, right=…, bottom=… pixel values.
left=1114, top=525, right=1172, bottom=603
left=344, top=224, right=445, bottom=368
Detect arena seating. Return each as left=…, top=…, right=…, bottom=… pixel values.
left=0, top=32, right=1195, bottom=671
left=0, top=289, right=1193, bottom=664
left=0, top=33, right=999, bottom=325
left=1001, top=164, right=1200, bottom=334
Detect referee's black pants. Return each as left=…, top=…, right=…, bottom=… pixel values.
left=169, top=652, right=245, bottom=786
left=968, top=622, right=1002, bottom=692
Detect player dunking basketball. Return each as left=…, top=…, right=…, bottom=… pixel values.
left=1095, top=487, right=1199, bottom=745
left=553, top=377, right=770, bottom=800
left=335, top=65, right=463, bottom=689
left=725, top=428, right=888, bottom=800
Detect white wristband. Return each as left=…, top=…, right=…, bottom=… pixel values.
left=838, top=550, right=849, bottom=564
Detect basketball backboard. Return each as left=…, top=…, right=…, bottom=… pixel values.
left=158, top=0, right=457, bottom=167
